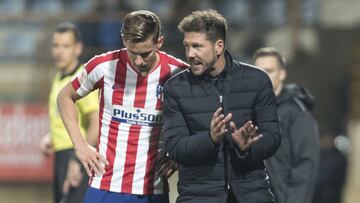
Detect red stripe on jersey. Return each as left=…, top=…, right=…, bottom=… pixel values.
left=71, top=78, right=81, bottom=91
left=134, top=75, right=148, bottom=107
left=143, top=127, right=161, bottom=194
left=100, top=59, right=126, bottom=190
left=85, top=50, right=120, bottom=74
left=100, top=120, right=120, bottom=191
left=121, top=75, right=148, bottom=193
left=159, top=50, right=189, bottom=70
left=121, top=125, right=141, bottom=193
left=112, top=57, right=127, bottom=105
left=89, top=78, right=104, bottom=185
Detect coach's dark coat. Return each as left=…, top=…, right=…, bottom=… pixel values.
left=163, top=51, right=281, bottom=203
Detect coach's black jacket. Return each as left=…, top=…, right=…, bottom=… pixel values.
left=163, top=51, right=281, bottom=203
left=266, top=84, right=320, bottom=203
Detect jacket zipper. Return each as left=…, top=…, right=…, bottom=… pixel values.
left=219, top=94, right=231, bottom=191
left=210, top=79, right=231, bottom=191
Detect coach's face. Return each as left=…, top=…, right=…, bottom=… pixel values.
left=51, top=31, right=82, bottom=72
left=124, top=36, right=164, bottom=76
left=183, top=32, right=223, bottom=76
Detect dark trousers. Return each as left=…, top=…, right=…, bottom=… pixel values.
left=54, top=149, right=89, bottom=203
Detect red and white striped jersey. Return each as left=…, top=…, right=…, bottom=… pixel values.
left=71, top=49, right=188, bottom=195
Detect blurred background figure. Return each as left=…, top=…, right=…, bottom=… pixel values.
left=253, top=47, right=320, bottom=203
left=312, top=132, right=349, bottom=203
left=39, top=22, right=98, bottom=203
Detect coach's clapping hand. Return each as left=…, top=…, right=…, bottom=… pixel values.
left=230, top=120, right=262, bottom=151
left=210, top=107, right=232, bottom=145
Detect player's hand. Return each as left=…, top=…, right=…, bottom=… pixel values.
left=156, top=153, right=177, bottom=179
left=210, top=107, right=232, bottom=144
left=40, top=133, right=53, bottom=156
left=230, top=121, right=262, bottom=151
left=74, top=143, right=108, bottom=177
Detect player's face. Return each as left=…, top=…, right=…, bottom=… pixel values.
left=183, top=32, right=219, bottom=76
left=124, top=36, right=163, bottom=75
left=254, top=56, right=286, bottom=94
left=51, top=31, right=82, bottom=72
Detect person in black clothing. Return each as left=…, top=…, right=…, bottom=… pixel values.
left=253, top=47, right=320, bottom=203
left=163, top=10, right=281, bottom=203
left=312, top=133, right=347, bottom=203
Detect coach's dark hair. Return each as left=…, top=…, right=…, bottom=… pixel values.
left=252, top=47, right=286, bottom=68
left=121, top=10, right=161, bottom=43
left=53, top=22, right=82, bottom=42
left=178, top=9, right=227, bottom=43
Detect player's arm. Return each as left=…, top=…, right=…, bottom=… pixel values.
left=63, top=104, right=99, bottom=191
left=57, top=83, right=107, bottom=176
left=85, top=110, right=99, bottom=146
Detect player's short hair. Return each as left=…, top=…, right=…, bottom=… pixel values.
left=53, top=22, right=82, bottom=42
left=178, top=9, right=227, bottom=43
left=252, top=47, right=286, bottom=69
left=121, top=10, right=161, bottom=43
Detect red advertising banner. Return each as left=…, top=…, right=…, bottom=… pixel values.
left=0, top=103, right=53, bottom=182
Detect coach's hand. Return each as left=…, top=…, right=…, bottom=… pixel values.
left=156, top=153, right=177, bottom=179
left=230, top=120, right=262, bottom=151
left=210, top=107, right=232, bottom=144
left=74, top=143, right=108, bottom=177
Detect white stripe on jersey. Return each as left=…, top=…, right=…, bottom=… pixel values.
left=109, top=123, right=129, bottom=191
left=122, top=63, right=138, bottom=106
left=90, top=59, right=118, bottom=189
left=170, top=64, right=183, bottom=75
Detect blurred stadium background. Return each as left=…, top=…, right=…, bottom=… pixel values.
left=1, top=0, right=360, bottom=202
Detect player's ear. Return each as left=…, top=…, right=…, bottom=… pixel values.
left=121, top=35, right=127, bottom=47
left=156, top=36, right=164, bottom=49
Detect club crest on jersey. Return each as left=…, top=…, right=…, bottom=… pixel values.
left=156, top=84, right=164, bottom=101
left=78, top=68, right=88, bottom=85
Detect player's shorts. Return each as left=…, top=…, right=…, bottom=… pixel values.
left=83, top=186, right=169, bottom=203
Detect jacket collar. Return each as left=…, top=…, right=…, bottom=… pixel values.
left=60, top=62, right=82, bottom=80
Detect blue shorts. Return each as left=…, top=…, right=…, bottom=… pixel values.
left=83, top=186, right=169, bottom=203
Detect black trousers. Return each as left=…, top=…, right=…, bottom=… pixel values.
left=54, top=149, right=89, bottom=203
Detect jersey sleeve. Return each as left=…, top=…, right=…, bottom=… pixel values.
left=71, top=65, right=98, bottom=97
left=168, top=54, right=189, bottom=70
left=71, top=59, right=102, bottom=97
left=77, top=89, right=99, bottom=115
